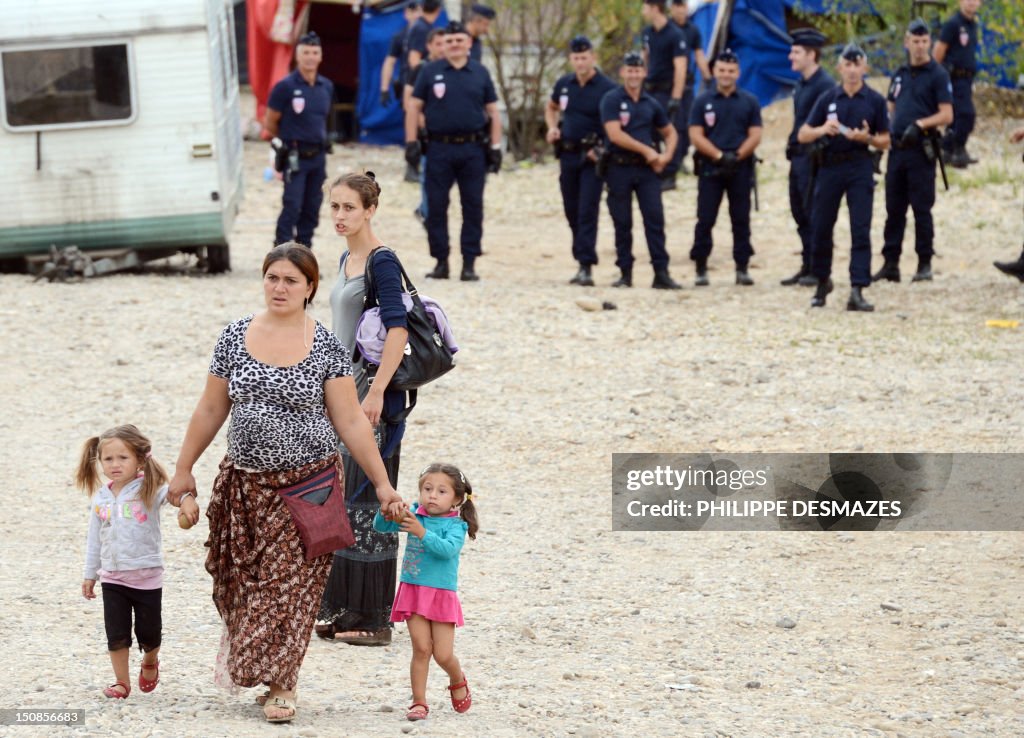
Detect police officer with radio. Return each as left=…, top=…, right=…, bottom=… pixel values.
left=545, top=35, right=617, bottom=286
left=265, top=32, right=334, bottom=248
left=688, top=49, right=763, bottom=287
left=641, top=0, right=688, bottom=190
left=600, top=51, right=681, bottom=289
left=875, top=19, right=953, bottom=284
left=406, top=21, right=502, bottom=282
left=798, top=43, right=890, bottom=311
left=781, top=28, right=833, bottom=287
left=934, top=0, right=980, bottom=168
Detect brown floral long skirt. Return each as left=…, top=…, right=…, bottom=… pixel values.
left=205, top=454, right=338, bottom=690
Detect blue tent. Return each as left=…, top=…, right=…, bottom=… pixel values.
left=357, top=3, right=448, bottom=145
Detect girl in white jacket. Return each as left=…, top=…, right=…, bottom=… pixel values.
left=77, top=424, right=199, bottom=699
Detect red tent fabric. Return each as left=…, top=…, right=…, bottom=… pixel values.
left=247, top=0, right=311, bottom=134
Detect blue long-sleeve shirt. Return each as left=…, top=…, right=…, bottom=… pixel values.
left=373, top=506, right=467, bottom=591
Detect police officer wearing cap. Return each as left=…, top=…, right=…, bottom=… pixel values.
left=265, top=31, right=334, bottom=248
left=688, top=49, right=763, bottom=287
left=380, top=1, right=421, bottom=109
left=798, top=43, right=890, bottom=311
left=781, top=28, right=834, bottom=287
left=406, top=21, right=502, bottom=281
left=600, top=51, right=681, bottom=289
left=669, top=0, right=711, bottom=172
left=545, top=36, right=617, bottom=286
left=934, top=0, right=980, bottom=168
left=466, top=4, right=495, bottom=63
left=876, top=19, right=953, bottom=284
left=641, top=0, right=688, bottom=190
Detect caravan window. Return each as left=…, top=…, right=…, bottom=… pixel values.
left=2, top=44, right=134, bottom=131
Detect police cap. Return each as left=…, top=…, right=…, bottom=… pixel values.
left=622, top=51, right=646, bottom=67
left=470, top=3, right=496, bottom=19
left=790, top=28, right=826, bottom=49
left=712, top=48, right=740, bottom=65
left=445, top=20, right=469, bottom=36
left=907, top=18, right=930, bottom=36
left=569, top=35, right=593, bottom=53
left=840, top=42, right=866, bottom=62
left=297, top=31, right=321, bottom=47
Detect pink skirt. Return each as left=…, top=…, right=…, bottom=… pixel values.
left=391, top=582, right=464, bottom=627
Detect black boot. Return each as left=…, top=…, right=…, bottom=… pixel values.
left=780, top=265, right=810, bottom=286
left=735, top=267, right=754, bottom=286
left=425, top=259, right=449, bottom=279
left=994, top=250, right=1024, bottom=281
left=872, top=260, right=900, bottom=283
left=460, top=258, right=480, bottom=282
left=694, top=258, right=709, bottom=287
left=948, top=146, right=969, bottom=169
left=810, top=278, right=833, bottom=308
left=846, top=286, right=875, bottom=312
left=651, top=269, right=682, bottom=290
left=911, top=260, right=933, bottom=282
left=612, top=267, right=632, bottom=288
left=569, top=264, right=594, bottom=286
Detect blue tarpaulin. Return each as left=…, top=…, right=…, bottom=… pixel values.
left=357, top=4, right=448, bottom=145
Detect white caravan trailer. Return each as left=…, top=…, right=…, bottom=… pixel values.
left=0, top=0, right=243, bottom=271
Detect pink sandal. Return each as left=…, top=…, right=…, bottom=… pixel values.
left=447, top=675, right=472, bottom=713
left=103, top=680, right=130, bottom=699
left=138, top=660, right=159, bottom=693
left=405, top=702, right=429, bottom=721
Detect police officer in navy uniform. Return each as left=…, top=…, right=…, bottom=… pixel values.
left=545, top=35, right=617, bottom=287
left=404, top=0, right=443, bottom=70
left=875, top=19, right=953, bottom=284
left=265, top=32, right=334, bottom=248
left=600, top=51, right=681, bottom=289
left=379, top=1, right=421, bottom=108
left=798, top=43, right=890, bottom=311
left=406, top=21, right=502, bottom=281
left=466, top=4, right=495, bottom=63
left=781, top=28, right=834, bottom=287
left=669, top=0, right=712, bottom=172
left=641, top=0, right=688, bottom=190
left=934, top=0, right=980, bottom=168
left=688, top=49, right=763, bottom=286
left=993, top=125, right=1024, bottom=280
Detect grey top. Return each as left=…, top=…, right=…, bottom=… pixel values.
left=330, top=252, right=370, bottom=399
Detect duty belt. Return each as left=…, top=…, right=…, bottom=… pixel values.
left=609, top=152, right=648, bottom=167
left=558, top=139, right=586, bottom=153
left=949, top=67, right=975, bottom=80
left=428, top=131, right=486, bottom=144
left=821, top=149, right=872, bottom=167
left=292, top=142, right=325, bottom=158
left=643, top=80, right=673, bottom=93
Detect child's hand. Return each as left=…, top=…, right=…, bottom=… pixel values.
left=82, top=580, right=96, bottom=600
left=178, top=496, right=200, bottom=529
left=399, top=510, right=426, bottom=539
left=383, top=499, right=408, bottom=522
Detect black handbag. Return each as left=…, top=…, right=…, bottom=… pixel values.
left=361, top=247, right=455, bottom=392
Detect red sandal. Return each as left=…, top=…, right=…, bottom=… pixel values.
left=103, top=680, right=130, bottom=699
left=447, top=675, right=472, bottom=713
left=138, top=660, right=159, bottom=693
left=405, top=702, right=429, bottom=721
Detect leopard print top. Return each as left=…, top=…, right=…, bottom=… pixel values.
left=209, top=315, right=352, bottom=471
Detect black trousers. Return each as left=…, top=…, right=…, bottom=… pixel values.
left=101, top=583, right=162, bottom=652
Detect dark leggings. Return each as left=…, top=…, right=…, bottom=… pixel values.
left=101, top=583, right=162, bottom=652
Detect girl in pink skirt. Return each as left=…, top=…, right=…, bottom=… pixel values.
left=373, top=463, right=479, bottom=722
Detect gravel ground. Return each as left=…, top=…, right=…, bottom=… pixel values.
left=1, top=97, right=1022, bottom=738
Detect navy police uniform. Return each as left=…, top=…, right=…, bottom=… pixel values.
left=688, top=83, right=763, bottom=273
left=785, top=29, right=833, bottom=283
left=938, top=9, right=978, bottom=157
left=670, top=15, right=704, bottom=170
left=412, top=54, right=497, bottom=270
left=468, top=4, right=495, bottom=62
left=805, top=76, right=889, bottom=289
left=881, top=57, right=952, bottom=273
left=599, top=82, right=673, bottom=277
left=268, top=59, right=334, bottom=247
left=643, top=21, right=687, bottom=179
left=550, top=58, right=616, bottom=270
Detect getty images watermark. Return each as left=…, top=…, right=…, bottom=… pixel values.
left=611, top=453, right=1024, bottom=531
